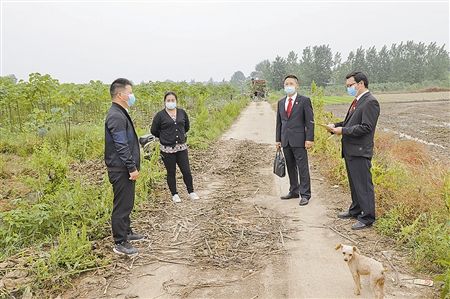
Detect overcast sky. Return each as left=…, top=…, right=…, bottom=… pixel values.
left=1, top=0, right=449, bottom=83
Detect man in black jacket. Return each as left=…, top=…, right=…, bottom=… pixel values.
left=326, top=71, right=380, bottom=230
left=105, top=78, right=143, bottom=256
left=276, top=75, right=315, bottom=206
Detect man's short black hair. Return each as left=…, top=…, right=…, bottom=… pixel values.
left=284, top=75, right=299, bottom=83
left=346, top=71, right=369, bottom=88
left=110, top=78, right=133, bottom=98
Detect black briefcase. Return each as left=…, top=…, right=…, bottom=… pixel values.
left=273, top=148, right=286, bottom=178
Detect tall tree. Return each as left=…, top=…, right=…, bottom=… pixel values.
left=299, top=47, right=314, bottom=85
left=377, top=45, right=391, bottom=82
left=426, top=43, right=450, bottom=81
left=365, top=46, right=379, bottom=82
left=269, top=56, right=287, bottom=90
left=230, top=71, right=246, bottom=88
left=254, top=60, right=271, bottom=80
left=286, top=51, right=300, bottom=76
left=312, top=45, right=333, bottom=86
left=352, top=47, right=366, bottom=73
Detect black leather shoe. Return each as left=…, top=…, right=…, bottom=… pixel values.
left=299, top=198, right=309, bottom=206
left=127, top=232, right=145, bottom=241
left=351, top=221, right=372, bottom=230
left=337, top=211, right=355, bottom=219
left=280, top=192, right=300, bottom=200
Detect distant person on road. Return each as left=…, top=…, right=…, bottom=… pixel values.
left=326, top=71, right=380, bottom=230
left=151, top=91, right=199, bottom=203
left=105, top=78, right=144, bottom=256
left=276, top=75, right=315, bottom=206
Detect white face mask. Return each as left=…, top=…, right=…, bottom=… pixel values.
left=165, top=102, right=177, bottom=110
left=284, top=86, right=296, bottom=95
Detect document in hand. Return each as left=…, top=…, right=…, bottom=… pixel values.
left=319, top=123, right=334, bottom=133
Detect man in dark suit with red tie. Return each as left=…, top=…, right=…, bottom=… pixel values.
left=276, top=75, right=315, bottom=206
left=327, top=71, right=380, bottom=230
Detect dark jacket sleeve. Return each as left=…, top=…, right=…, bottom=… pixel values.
left=304, top=97, right=314, bottom=141
left=107, top=115, right=137, bottom=173
left=150, top=112, right=160, bottom=138
left=334, top=104, right=350, bottom=128
left=276, top=101, right=281, bottom=142
left=342, top=100, right=380, bottom=137
left=184, top=110, right=190, bottom=133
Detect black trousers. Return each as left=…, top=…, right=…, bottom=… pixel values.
left=161, top=150, right=194, bottom=195
left=344, top=156, right=376, bottom=225
left=283, top=145, right=311, bottom=199
left=108, top=171, right=135, bottom=244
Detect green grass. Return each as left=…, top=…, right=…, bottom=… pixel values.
left=322, top=95, right=353, bottom=104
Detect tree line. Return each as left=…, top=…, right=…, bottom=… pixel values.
left=230, top=41, right=449, bottom=90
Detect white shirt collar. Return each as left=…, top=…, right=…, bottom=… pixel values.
left=356, top=90, right=369, bottom=101
left=285, top=93, right=297, bottom=110
left=287, top=93, right=297, bottom=100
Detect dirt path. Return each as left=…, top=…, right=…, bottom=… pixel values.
left=221, top=102, right=361, bottom=298
left=65, top=102, right=434, bottom=299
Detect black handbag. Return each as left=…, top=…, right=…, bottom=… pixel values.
left=273, top=148, right=286, bottom=177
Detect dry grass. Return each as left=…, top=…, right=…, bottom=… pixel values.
left=373, top=132, right=448, bottom=219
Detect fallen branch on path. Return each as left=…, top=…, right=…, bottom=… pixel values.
left=136, top=273, right=155, bottom=278
left=205, top=238, right=213, bottom=256
left=254, top=205, right=262, bottom=216
left=103, top=277, right=114, bottom=295
left=327, top=225, right=358, bottom=244
left=279, top=229, right=285, bottom=247
left=172, top=224, right=182, bottom=242
left=140, top=254, right=194, bottom=266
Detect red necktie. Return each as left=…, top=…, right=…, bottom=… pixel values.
left=286, top=97, right=293, bottom=118
left=350, top=98, right=357, bottom=112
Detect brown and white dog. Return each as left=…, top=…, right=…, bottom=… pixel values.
left=335, top=244, right=386, bottom=299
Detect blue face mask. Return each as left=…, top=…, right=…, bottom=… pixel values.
left=127, top=94, right=136, bottom=107
left=284, top=86, right=296, bottom=95
left=347, top=85, right=357, bottom=97
left=165, top=101, right=177, bottom=110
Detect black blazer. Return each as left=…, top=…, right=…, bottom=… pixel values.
left=276, top=94, right=314, bottom=148
left=151, top=108, right=190, bottom=147
left=104, top=103, right=140, bottom=172
left=334, top=92, right=380, bottom=158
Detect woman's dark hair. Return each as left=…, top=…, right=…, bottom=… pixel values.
left=164, top=91, right=178, bottom=102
